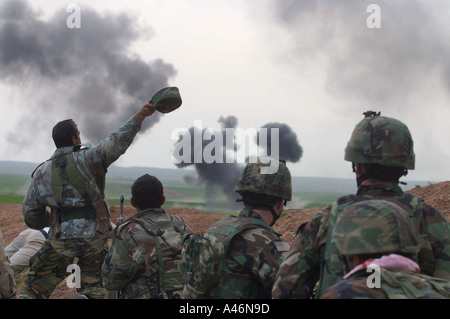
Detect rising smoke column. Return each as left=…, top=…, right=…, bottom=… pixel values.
left=257, top=122, right=303, bottom=163
left=0, top=0, right=177, bottom=147
left=174, top=116, right=303, bottom=210
left=174, top=116, right=243, bottom=210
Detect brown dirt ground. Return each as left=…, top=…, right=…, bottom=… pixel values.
left=1, top=180, right=449, bottom=299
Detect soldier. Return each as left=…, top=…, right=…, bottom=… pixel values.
left=6, top=228, right=48, bottom=272
left=101, top=174, right=193, bottom=299
left=272, top=112, right=450, bottom=299
left=0, top=229, right=17, bottom=299
left=189, top=158, right=292, bottom=299
left=20, top=103, right=156, bottom=299
left=321, top=200, right=450, bottom=299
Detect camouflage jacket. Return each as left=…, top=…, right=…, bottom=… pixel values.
left=321, top=265, right=450, bottom=299
left=272, top=183, right=450, bottom=299
left=22, top=116, right=142, bottom=239
left=101, top=209, right=193, bottom=299
left=206, top=208, right=290, bottom=299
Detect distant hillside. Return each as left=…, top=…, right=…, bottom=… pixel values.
left=0, top=160, right=432, bottom=194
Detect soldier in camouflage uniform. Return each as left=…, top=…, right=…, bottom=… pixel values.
left=272, top=112, right=450, bottom=299
left=198, top=158, right=292, bottom=299
left=20, top=103, right=156, bottom=299
left=321, top=200, right=450, bottom=299
left=101, top=174, right=193, bottom=299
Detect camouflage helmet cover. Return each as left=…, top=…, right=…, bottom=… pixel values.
left=234, top=158, right=292, bottom=201
left=333, top=200, right=419, bottom=256
left=150, top=87, right=182, bottom=114
left=344, top=115, right=415, bottom=169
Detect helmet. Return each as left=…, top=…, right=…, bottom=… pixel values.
left=344, top=114, right=415, bottom=169
left=234, top=158, right=292, bottom=201
left=150, top=87, right=182, bottom=114
left=333, top=200, right=419, bottom=256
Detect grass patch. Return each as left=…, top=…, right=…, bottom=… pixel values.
left=0, top=174, right=343, bottom=213
left=0, top=194, right=25, bottom=204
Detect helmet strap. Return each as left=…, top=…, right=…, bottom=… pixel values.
left=269, top=206, right=280, bottom=226
left=353, top=162, right=369, bottom=187
left=356, top=173, right=369, bottom=187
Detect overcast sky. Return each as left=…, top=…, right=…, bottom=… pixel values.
left=0, top=0, right=449, bottom=183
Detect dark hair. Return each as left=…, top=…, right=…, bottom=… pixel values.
left=240, top=192, right=280, bottom=210
left=131, top=174, right=164, bottom=210
left=362, top=164, right=407, bottom=181
left=52, top=119, right=78, bottom=148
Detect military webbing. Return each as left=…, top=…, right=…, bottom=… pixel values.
left=318, top=191, right=427, bottom=298
left=204, top=216, right=273, bottom=299
left=51, top=153, right=90, bottom=206
left=132, top=216, right=186, bottom=299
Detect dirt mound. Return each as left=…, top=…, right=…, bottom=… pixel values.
left=406, top=181, right=450, bottom=216
left=1, top=180, right=448, bottom=298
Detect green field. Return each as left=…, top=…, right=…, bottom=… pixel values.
left=0, top=173, right=339, bottom=213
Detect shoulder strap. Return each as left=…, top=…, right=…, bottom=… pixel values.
left=399, top=192, right=425, bottom=232
left=129, top=215, right=187, bottom=299
left=206, top=216, right=272, bottom=255
left=31, top=161, right=45, bottom=178
left=51, top=153, right=90, bottom=206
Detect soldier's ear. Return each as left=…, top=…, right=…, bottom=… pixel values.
left=161, top=195, right=166, bottom=206
left=130, top=197, right=137, bottom=208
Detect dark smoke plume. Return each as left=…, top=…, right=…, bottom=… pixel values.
left=173, top=116, right=302, bottom=210
left=0, top=0, right=177, bottom=146
left=257, top=122, right=303, bottom=163
left=174, top=116, right=243, bottom=210
left=253, top=0, right=450, bottom=111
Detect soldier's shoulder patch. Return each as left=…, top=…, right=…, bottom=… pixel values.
left=273, top=240, right=290, bottom=252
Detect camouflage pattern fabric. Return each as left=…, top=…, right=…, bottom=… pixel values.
left=19, top=238, right=108, bottom=299
left=20, top=115, right=142, bottom=299
left=321, top=268, right=450, bottom=299
left=150, top=87, right=182, bottom=114
left=22, top=115, right=142, bottom=239
left=0, top=230, right=17, bottom=299
left=197, top=208, right=289, bottom=299
left=179, top=210, right=275, bottom=298
left=272, top=184, right=450, bottom=299
left=101, top=209, right=193, bottom=299
left=333, top=200, right=419, bottom=256
left=234, top=159, right=292, bottom=201
left=344, top=115, right=415, bottom=169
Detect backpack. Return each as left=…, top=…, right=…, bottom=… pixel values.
left=380, top=268, right=450, bottom=299
left=118, top=212, right=188, bottom=299
left=179, top=215, right=271, bottom=299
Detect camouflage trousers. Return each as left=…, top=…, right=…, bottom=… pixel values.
left=19, top=238, right=108, bottom=299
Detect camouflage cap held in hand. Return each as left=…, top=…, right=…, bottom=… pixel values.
left=234, top=157, right=292, bottom=201
left=344, top=114, right=415, bottom=169
left=333, top=199, right=419, bottom=257
left=150, top=87, right=182, bottom=114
